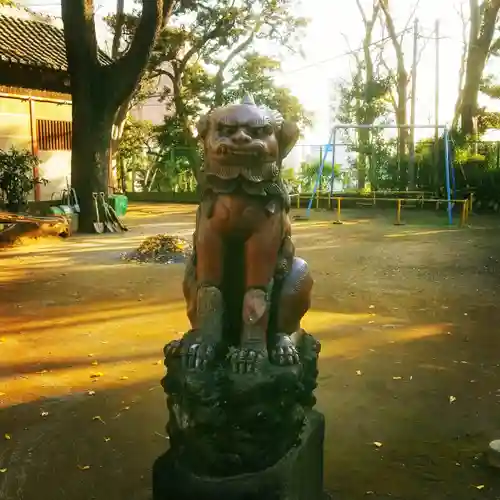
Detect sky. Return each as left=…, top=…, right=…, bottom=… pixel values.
left=20, top=0, right=499, bottom=145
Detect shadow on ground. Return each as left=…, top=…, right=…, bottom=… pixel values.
left=1, top=204, right=500, bottom=500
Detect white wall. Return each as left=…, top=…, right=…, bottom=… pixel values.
left=0, top=94, right=72, bottom=202
left=37, top=150, right=72, bottom=200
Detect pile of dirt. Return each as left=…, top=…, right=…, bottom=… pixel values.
left=123, top=234, right=192, bottom=264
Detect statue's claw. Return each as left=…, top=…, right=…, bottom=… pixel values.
left=270, top=334, right=300, bottom=366
left=164, top=339, right=182, bottom=360
left=228, top=345, right=267, bottom=374
left=181, top=340, right=218, bottom=371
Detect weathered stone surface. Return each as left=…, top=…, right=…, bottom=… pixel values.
left=161, top=331, right=320, bottom=477
left=152, top=410, right=325, bottom=500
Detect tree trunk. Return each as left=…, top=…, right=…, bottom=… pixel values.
left=354, top=0, right=380, bottom=191
left=378, top=0, right=409, bottom=187
left=357, top=127, right=370, bottom=189
left=460, top=0, right=500, bottom=136
left=396, top=78, right=408, bottom=187
left=61, top=0, right=168, bottom=232
left=452, top=2, right=469, bottom=130
left=71, top=91, right=115, bottom=232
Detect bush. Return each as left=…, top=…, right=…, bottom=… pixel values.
left=0, top=147, right=46, bottom=212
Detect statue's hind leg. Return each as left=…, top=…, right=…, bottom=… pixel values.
left=270, top=257, right=313, bottom=366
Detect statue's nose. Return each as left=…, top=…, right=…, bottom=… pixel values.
left=231, top=129, right=252, bottom=144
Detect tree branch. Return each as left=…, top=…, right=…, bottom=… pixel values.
left=399, top=0, right=420, bottom=44
left=355, top=0, right=368, bottom=25
left=111, top=0, right=125, bottom=58
left=105, top=0, right=167, bottom=107
left=178, top=14, right=237, bottom=75
left=213, top=20, right=262, bottom=105
left=378, top=0, right=406, bottom=76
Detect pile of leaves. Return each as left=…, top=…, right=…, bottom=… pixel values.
left=123, top=234, right=192, bottom=264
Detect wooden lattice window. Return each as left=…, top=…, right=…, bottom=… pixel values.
left=36, top=119, right=72, bottom=151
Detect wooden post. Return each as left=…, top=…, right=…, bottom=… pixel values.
left=28, top=98, right=41, bottom=202
left=394, top=199, right=405, bottom=225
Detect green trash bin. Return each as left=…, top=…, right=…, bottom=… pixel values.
left=109, top=194, right=128, bottom=217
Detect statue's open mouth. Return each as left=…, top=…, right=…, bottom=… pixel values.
left=215, top=144, right=266, bottom=158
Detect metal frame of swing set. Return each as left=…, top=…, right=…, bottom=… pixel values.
left=305, top=124, right=456, bottom=225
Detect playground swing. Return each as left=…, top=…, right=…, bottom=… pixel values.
left=300, top=124, right=456, bottom=226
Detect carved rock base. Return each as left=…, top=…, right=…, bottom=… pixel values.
left=152, top=409, right=325, bottom=500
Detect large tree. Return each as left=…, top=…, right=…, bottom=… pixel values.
left=459, top=0, right=500, bottom=136
left=334, top=0, right=392, bottom=189
left=61, top=0, right=174, bottom=232
left=377, top=0, right=418, bottom=186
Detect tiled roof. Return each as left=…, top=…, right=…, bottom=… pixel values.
left=0, top=8, right=112, bottom=72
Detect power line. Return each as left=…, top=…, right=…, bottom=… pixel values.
left=280, top=28, right=412, bottom=76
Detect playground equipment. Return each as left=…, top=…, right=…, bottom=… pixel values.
left=305, top=124, right=456, bottom=225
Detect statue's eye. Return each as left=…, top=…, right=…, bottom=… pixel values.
left=218, top=125, right=236, bottom=135
left=262, top=125, right=273, bottom=136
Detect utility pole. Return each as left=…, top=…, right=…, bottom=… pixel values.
left=408, top=17, right=419, bottom=190
left=434, top=19, right=440, bottom=189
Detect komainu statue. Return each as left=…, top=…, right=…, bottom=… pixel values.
left=155, top=95, right=324, bottom=500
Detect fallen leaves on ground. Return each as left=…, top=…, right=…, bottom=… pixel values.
left=123, top=234, right=192, bottom=264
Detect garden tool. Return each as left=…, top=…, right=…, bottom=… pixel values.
left=92, top=192, right=104, bottom=233
left=99, top=192, right=117, bottom=232
left=106, top=202, right=129, bottom=232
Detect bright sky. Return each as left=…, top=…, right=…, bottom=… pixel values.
left=21, top=0, right=498, bottom=144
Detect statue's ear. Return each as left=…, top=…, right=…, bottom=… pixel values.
left=197, top=113, right=210, bottom=140
left=278, top=121, right=300, bottom=160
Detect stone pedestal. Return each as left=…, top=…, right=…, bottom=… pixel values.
left=154, top=331, right=324, bottom=500
left=152, top=410, right=325, bottom=500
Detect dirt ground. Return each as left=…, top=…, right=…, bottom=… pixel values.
left=1, top=203, right=500, bottom=500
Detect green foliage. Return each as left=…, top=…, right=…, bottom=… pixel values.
left=117, top=117, right=197, bottom=193
left=298, top=160, right=341, bottom=192
left=111, top=0, right=310, bottom=189
left=218, top=52, right=312, bottom=128
left=336, top=71, right=392, bottom=127
left=334, top=64, right=393, bottom=189
left=0, top=147, right=46, bottom=209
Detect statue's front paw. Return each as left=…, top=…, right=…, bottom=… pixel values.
left=270, top=334, right=300, bottom=366
left=164, top=339, right=182, bottom=360
left=181, top=340, right=218, bottom=370
left=228, top=344, right=268, bottom=374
